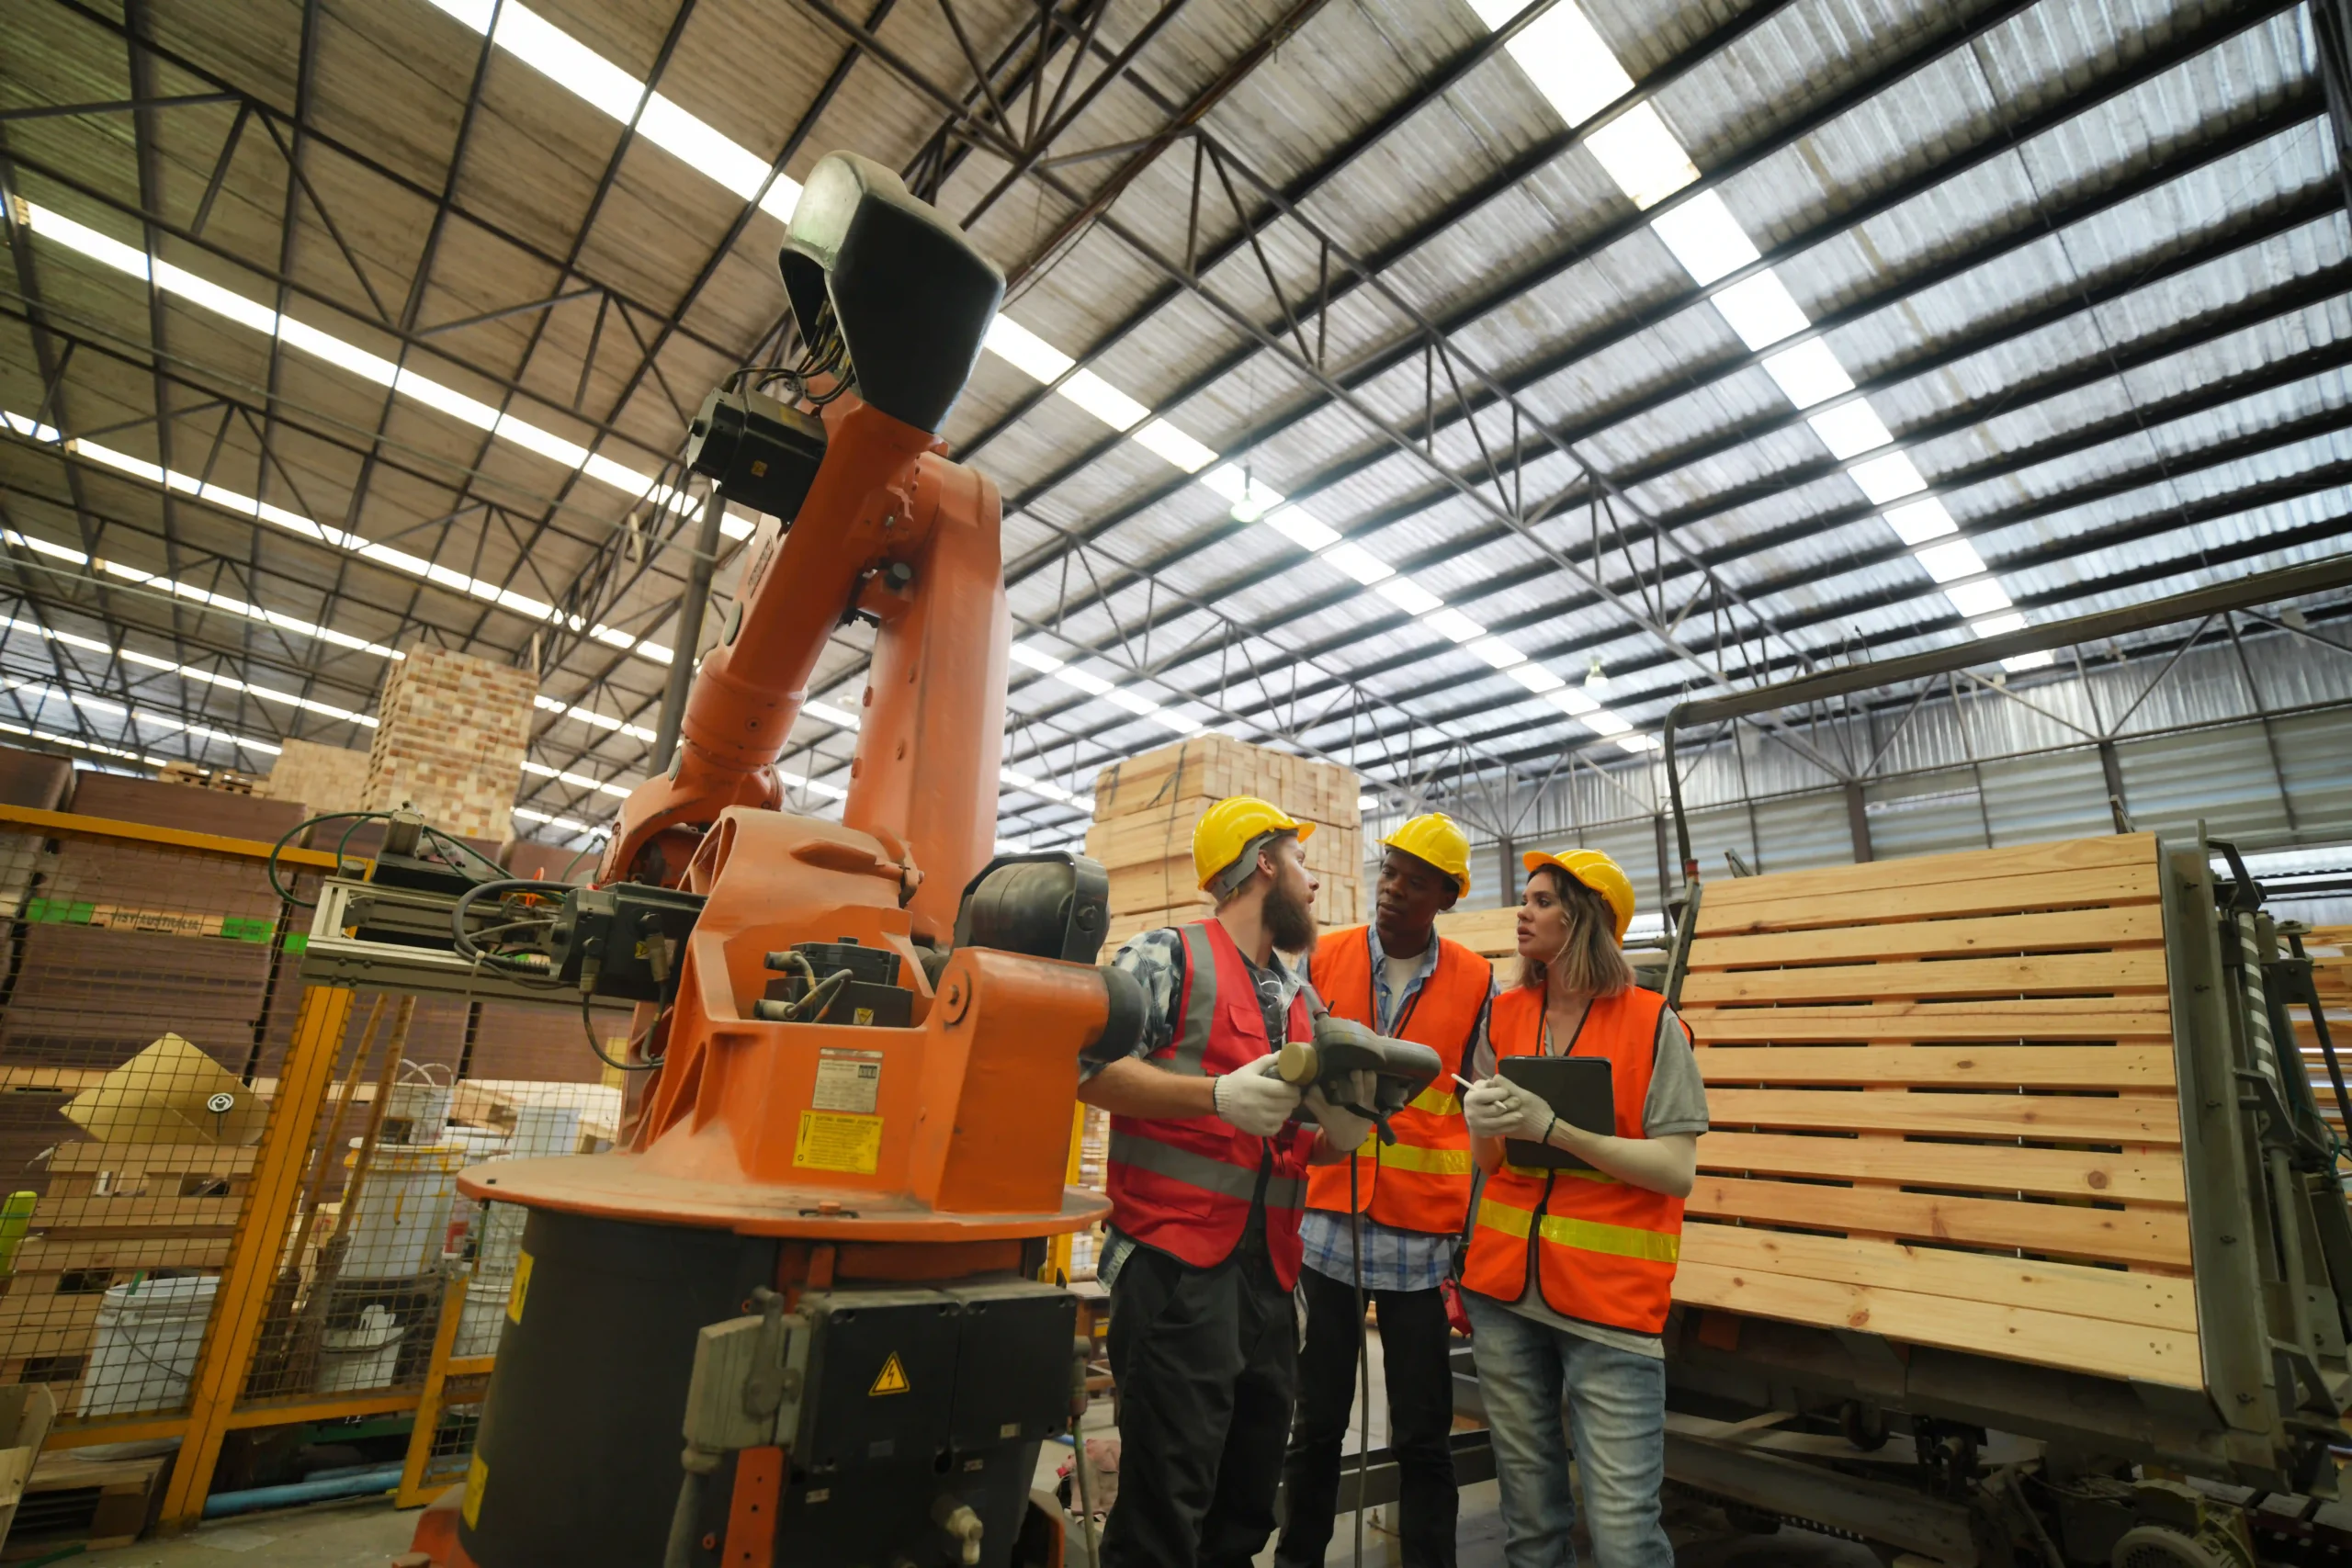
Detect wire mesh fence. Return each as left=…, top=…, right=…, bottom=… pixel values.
left=0, top=781, right=636, bottom=1447
left=0, top=812, right=305, bottom=1420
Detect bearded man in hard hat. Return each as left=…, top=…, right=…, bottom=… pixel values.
left=1078, top=795, right=1377, bottom=1568
left=1275, top=811, right=1492, bottom=1568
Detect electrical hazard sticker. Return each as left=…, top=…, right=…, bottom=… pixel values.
left=461, top=1456, right=489, bottom=1528
left=869, top=1353, right=911, bottom=1396
left=506, top=1251, right=533, bottom=1324
left=795, top=1110, right=883, bottom=1174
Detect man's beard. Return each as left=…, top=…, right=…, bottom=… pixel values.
left=1265, top=874, right=1317, bottom=953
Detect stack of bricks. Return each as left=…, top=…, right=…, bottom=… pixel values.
left=259, top=739, right=370, bottom=817
left=1087, top=734, right=1362, bottom=953
left=359, top=648, right=537, bottom=841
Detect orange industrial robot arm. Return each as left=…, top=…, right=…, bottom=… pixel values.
left=597, top=152, right=1007, bottom=946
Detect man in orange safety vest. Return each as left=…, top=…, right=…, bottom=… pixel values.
left=1276, top=812, right=1493, bottom=1568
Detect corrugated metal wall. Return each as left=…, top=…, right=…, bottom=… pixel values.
left=1385, top=626, right=2352, bottom=914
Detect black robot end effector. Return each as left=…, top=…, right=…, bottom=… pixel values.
left=1278, top=1015, right=1442, bottom=1143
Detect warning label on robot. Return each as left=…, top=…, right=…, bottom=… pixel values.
left=462, top=1456, right=489, bottom=1528
left=812, top=1048, right=884, bottom=1113
left=795, top=1110, right=883, bottom=1174
left=869, top=1353, right=911, bottom=1396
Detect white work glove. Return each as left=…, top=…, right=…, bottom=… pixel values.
left=1464, top=1077, right=1555, bottom=1144
left=1211, top=1052, right=1303, bottom=1137
left=1305, top=1068, right=1377, bottom=1154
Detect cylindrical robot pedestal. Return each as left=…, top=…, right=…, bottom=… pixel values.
left=458, top=1208, right=779, bottom=1568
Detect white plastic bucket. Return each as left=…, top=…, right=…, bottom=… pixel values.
left=452, top=1261, right=515, bottom=1359
left=80, top=1274, right=217, bottom=1416
left=316, top=1303, right=404, bottom=1393
left=379, top=1063, right=454, bottom=1145
left=341, top=1143, right=462, bottom=1279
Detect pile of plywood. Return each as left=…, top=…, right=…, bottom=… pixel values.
left=1672, top=833, right=2198, bottom=1390
left=1088, top=735, right=1361, bottom=953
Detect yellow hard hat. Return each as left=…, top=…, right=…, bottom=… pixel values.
left=1522, top=848, right=1634, bottom=942
left=1193, top=795, right=1315, bottom=892
left=1379, top=812, right=1471, bottom=897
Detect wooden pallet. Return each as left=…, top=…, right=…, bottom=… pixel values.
left=1, top=1450, right=167, bottom=1558
left=1673, top=832, right=2199, bottom=1389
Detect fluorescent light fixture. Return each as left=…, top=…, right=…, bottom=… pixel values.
left=535, top=694, right=657, bottom=743
left=1375, top=577, right=1443, bottom=616
left=1847, top=450, right=1928, bottom=505
left=20, top=203, right=732, bottom=536
left=1133, top=419, right=1218, bottom=473
left=1059, top=370, right=1150, bottom=434
left=1261, top=505, right=1340, bottom=553
left=1913, top=538, right=1987, bottom=583
left=1469, top=637, right=1530, bottom=671
left=422, top=0, right=798, bottom=219
left=1009, top=643, right=1067, bottom=673
left=1883, top=497, right=1958, bottom=546
left=1944, top=578, right=2013, bottom=618
left=1422, top=608, right=1487, bottom=644
left=1759, top=339, right=1855, bottom=408
left=1544, top=684, right=1600, bottom=717
left=1508, top=661, right=1566, bottom=694
left=1051, top=664, right=1116, bottom=699
left=1646, top=191, right=1758, bottom=287
left=1806, top=400, right=1894, bottom=460
left=1486, top=1, right=1633, bottom=126
left=1321, top=542, right=1396, bottom=586
left=802, top=700, right=862, bottom=731
left=1586, top=104, right=1699, bottom=209
left=984, top=315, right=1075, bottom=382
left=1712, top=272, right=1809, bottom=351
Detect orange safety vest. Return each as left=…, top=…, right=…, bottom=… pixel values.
left=1303, top=927, right=1486, bottom=1234
left=1104, top=919, right=1317, bottom=1288
left=1460, top=985, right=1686, bottom=1336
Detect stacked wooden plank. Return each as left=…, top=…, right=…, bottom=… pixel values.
left=1087, top=735, right=1361, bottom=952
left=1672, top=833, right=2199, bottom=1390
left=0, top=1144, right=247, bottom=1398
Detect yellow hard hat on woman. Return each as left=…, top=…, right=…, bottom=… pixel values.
left=1193, top=795, right=1315, bottom=892
left=1380, top=812, right=1472, bottom=897
left=1521, top=848, right=1634, bottom=942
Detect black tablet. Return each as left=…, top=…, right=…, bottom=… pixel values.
left=1496, top=1056, right=1615, bottom=1170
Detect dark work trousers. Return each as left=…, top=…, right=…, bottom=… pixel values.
left=1102, top=1225, right=1299, bottom=1568
left=1276, top=1263, right=1459, bottom=1568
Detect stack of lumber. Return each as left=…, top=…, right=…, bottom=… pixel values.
left=0, top=925, right=275, bottom=1074
left=1672, top=834, right=2199, bottom=1390
left=2286, top=926, right=2351, bottom=1152
left=3, top=1449, right=169, bottom=1554
left=1087, top=735, right=1361, bottom=953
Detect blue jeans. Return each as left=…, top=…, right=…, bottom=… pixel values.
left=1464, top=1291, right=1671, bottom=1568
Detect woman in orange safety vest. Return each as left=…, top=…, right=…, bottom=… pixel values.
left=1457, top=850, right=1708, bottom=1568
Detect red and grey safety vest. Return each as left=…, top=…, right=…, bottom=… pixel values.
left=1303, top=926, right=1486, bottom=1235
left=1460, top=985, right=1686, bottom=1336
left=1104, top=919, right=1317, bottom=1288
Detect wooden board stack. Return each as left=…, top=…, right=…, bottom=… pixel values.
left=1671, top=833, right=2199, bottom=1390
left=1086, top=735, right=1362, bottom=953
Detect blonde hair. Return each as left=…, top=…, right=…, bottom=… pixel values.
left=1518, top=865, right=1634, bottom=998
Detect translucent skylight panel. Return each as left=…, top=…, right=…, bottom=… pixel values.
left=1760, top=340, right=1856, bottom=408
left=1807, top=400, right=1895, bottom=460
left=1647, top=190, right=1758, bottom=286
left=1713, top=273, right=1810, bottom=351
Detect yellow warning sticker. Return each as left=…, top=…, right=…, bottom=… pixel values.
left=794, top=1110, right=883, bottom=1174
left=461, top=1455, right=489, bottom=1528
left=506, top=1250, right=533, bottom=1325
left=869, top=1352, right=911, bottom=1396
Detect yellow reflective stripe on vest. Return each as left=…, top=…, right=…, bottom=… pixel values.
left=1475, top=1197, right=1678, bottom=1263
left=1375, top=1141, right=1472, bottom=1176
left=1407, top=1085, right=1459, bottom=1116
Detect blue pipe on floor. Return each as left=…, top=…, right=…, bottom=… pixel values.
left=202, top=1462, right=405, bottom=1518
